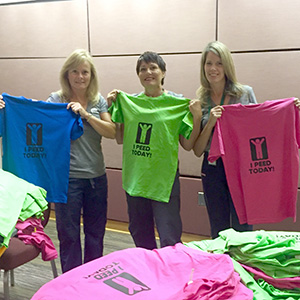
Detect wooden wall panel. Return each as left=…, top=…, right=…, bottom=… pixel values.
left=95, top=54, right=200, bottom=100
left=218, top=0, right=300, bottom=51
left=0, top=59, right=64, bottom=100
left=0, top=0, right=88, bottom=57
left=102, top=139, right=123, bottom=169
left=94, top=56, right=143, bottom=97
left=89, top=0, right=216, bottom=55
left=232, top=52, right=300, bottom=103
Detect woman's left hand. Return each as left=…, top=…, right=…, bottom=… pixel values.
left=189, top=99, right=202, bottom=118
left=294, top=98, right=300, bottom=110
left=67, top=102, right=89, bottom=119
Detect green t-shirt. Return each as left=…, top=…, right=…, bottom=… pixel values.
left=110, top=91, right=193, bottom=202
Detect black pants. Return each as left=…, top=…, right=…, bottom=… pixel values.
left=126, top=171, right=182, bottom=250
left=201, top=152, right=252, bottom=239
left=55, top=174, right=108, bottom=273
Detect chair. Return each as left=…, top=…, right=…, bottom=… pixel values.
left=0, top=205, right=58, bottom=300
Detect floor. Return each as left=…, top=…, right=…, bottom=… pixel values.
left=0, top=215, right=207, bottom=300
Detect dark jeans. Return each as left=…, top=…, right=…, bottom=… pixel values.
left=202, top=152, right=252, bottom=239
left=126, top=172, right=182, bottom=250
left=55, top=174, right=108, bottom=273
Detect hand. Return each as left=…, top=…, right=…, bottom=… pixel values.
left=67, top=102, right=88, bottom=119
left=0, top=95, right=5, bottom=109
left=106, top=89, right=120, bottom=107
left=294, top=98, right=300, bottom=110
left=189, top=99, right=202, bottom=119
left=208, top=105, right=224, bottom=127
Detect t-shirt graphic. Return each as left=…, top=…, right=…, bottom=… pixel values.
left=27, top=123, right=43, bottom=145
left=0, top=93, right=83, bottom=203
left=208, top=98, right=300, bottom=224
left=110, top=91, right=193, bottom=202
left=137, top=122, right=152, bottom=144
left=250, top=137, right=268, bottom=160
left=104, top=272, right=150, bottom=295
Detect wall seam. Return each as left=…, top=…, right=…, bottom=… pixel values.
left=86, top=0, right=91, bottom=52
left=216, top=0, right=219, bottom=41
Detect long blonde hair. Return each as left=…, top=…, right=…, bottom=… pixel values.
left=58, top=49, right=99, bottom=105
left=197, top=41, right=245, bottom=107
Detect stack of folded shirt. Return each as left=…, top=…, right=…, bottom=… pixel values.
left=186, top=229, right=300, bottom=300
left=0, top=169, right=48, bottom=252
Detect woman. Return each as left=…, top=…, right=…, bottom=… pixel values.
left=107, top=51, right=202, bottom=250
left=193, top=41, right=256, bottom=239
left=48, top=49, right=116, bottom=272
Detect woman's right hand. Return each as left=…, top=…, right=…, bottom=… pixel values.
left=106, top=89, right=120, bottom=107
left=0, top=95, right=5, bottom=109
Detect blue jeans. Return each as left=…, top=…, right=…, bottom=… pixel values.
left=202, top=152, right=252, bottom=239
left=126, top=171, right=182, bottom=250
left=55, top=174, right=107, bottom=273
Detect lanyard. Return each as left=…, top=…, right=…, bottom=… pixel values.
left=208, top=91, right=226, bottom=114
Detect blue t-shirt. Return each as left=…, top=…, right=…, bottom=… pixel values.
left=0, top=93, right=83, bottom=203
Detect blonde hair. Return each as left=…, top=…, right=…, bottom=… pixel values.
left=58, top=49, right=99, bottom=105
left=197, top=41, right=245, bottom=107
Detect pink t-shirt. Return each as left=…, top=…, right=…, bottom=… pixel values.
left=241, top=264, right=300, bottom=290
left=15, top=218, right=57, bottom=261
left=208, top=98, right=300, bottom=225
left=31, top=243, right=252, bottom=300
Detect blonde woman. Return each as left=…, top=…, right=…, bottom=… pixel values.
left=48, top=49, right=115, bottom=272
left=193, top=41, right=256, bottom=239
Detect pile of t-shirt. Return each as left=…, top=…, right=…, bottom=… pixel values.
left=0, top=169, right=50, bottom=257
left=186, top=229, right=300, bottom=300
left=32, top=242, right=253, bottom=300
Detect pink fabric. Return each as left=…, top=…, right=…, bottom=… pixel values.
left=32, top=243, right=253, bottom=300
left=15, top=218, right=57, bottom=261
left=173, top=271, right=252, bottom=300
left=242, top=264, right=300, bottom=290
left=208, top=98, right=300, bottom=225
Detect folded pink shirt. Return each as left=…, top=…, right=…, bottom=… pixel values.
left=242, top=263, right=300, bottom=290
left=15, top=217, right=57, bottom=261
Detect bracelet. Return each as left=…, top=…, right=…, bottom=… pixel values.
left=86, top=113, right=93, bottom=122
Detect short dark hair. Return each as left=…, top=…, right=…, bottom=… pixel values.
left=136, top=51, right=166, bottom=85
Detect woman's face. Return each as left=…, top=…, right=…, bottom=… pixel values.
left=204, top=51, right=225, bottom=86
left=138, top=61, right=165, bottom=90
left=68, top=61, right=91, bottom=92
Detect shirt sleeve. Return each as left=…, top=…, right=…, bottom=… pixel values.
left=246, top=86, right=257, bottom=104
left=71, top=115, right=83, bottom=141
left=180, top=111, right=193, bottom=139
left=98, top=94, right=108, bottom=113
left=207, top=120, right=224, bottom=162
left=108, top=92, right=124, bottom=123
